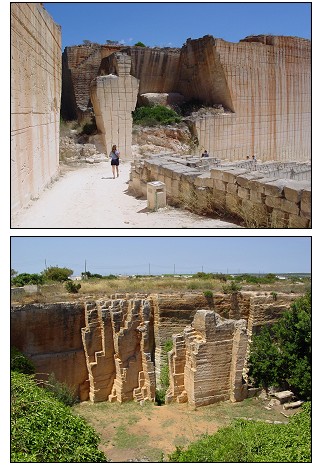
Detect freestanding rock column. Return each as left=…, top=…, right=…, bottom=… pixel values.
left=90, top=52, right=139, bottom=160
left=166, top=310, right=248, bottom=407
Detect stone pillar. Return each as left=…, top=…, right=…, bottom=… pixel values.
left=90, top=52, right=139, bottom=160
left=167, top=309, right=249, bottom=407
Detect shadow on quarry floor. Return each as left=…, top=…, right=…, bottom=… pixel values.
left=137, top=207, right=150, bottom=213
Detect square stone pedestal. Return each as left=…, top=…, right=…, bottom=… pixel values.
left=147, top=181, right=166, bottom=210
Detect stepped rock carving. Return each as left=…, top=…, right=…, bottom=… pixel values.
left=11, top=292, right=300, bottom=406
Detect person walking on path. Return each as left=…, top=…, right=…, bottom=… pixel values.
left=109, top=145, right=120, bottom=178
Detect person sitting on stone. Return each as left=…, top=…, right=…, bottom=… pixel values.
left=201, top=150, right=209, bottom=157
left=109, top=145, right=120, bottom=178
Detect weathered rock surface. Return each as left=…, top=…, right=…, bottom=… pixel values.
left=128, top=155, right=311, bottom=228
left=63, top=35, right=311, bottom=163
left=10, top=291, right=301, bottom=406
left=11, top=3, right=62, bottom=215
left=90, top=53, right=139, bottom=159
left=166, top=310, right=248, bottom=406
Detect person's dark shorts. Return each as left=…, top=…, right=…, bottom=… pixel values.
left=111, top=159, right=119, bottom=166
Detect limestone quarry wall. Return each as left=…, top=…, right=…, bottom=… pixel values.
left=10, top=303, right=89, bottom=400
left=62, top=45, right=180, bottom=119
left=182, top=35, right=311, bottom=162
left=61, top=44, right=123, bottom=120
left=62, top=35, right=310, bottom=164
left=11, top=292, right=300, bottom=405
left=11, top=3, right=62, bottom=215
left=128, top=157, right=311, bottom=228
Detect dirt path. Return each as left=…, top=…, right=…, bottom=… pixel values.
left=11, top=160, right=241, bottom=228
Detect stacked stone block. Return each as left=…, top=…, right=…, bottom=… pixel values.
left=128, top=156, right=311, bottom=228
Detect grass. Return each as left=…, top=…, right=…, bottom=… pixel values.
left=113, top=426, right=145, bottom=449
left=11, top=276, right=309, bottom=305
left=71, top=397, right=296, bottom=462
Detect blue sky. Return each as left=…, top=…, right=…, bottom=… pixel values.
left=11, top=237, right=311, bottom=276
left=43, top=2, right=311, bottom=50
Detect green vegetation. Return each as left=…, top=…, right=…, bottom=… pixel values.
left=42, top=372, right=78, bottom=406
left=42, top=266, right=73, bottom=282
left=65, top=281, right=81, bottom=293
left=81, top=272, right=118, bottom=280
left=80, top=118, right=97, bottom=135
left=134, top=41, right=146, bottom=47
left=11, top=372, right=106, bottom=462
left=11, top=272, right=45, bottom=286
left=132, top=105, right=182, bottom=126
left=11, top=266, right=74, bottom=288
left=11, top=349, right=105, bottom=462
left=155, top=339, right=173, bottom=406
left=168, top=402, right=311, bottom=462
left=11, top=347, right=35, bottom=375
left=248, top=292, right=311, bottom=400
left=203, top=290, right=213, bottom=299
left=222, top=281, right=242, bottom=294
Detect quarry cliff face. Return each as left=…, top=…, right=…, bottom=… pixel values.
left=62, top=35, right=310, bottom=163
left=11, top=4, right=310, bottom=216
left=11, top=292, right=299, bottom=406
left=11, top=3, right=62, bottom=214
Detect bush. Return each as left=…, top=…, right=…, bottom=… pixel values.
left=11, top=347, right=35, bottom=375
left=81, top=119, right=97, bottom=135
left=204, top=290, right=213, bottom=299
left=168, top=402, right=311, bottom=462
left=11, top=371, right=107, bottom=462
left=65, top=281, right=81, bottom=293
left=156, top=339, right=173, bottom=405
left=248, top=292, right=311, bottom=399
left=192, top=272, right=213, bottom=279
left=132, top=105, right=182, bottom=126
left=42, top=266, right=73, bottom=282
left=43, top=373, right=78, bottom=406
left=155, top=388, right=167, bottom=406
left=11, top=273, right=44, bottom=287
left=222, top=281, right=242, bottom=294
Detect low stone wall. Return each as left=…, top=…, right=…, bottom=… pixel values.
left=128, top=156, right=311, bottom=228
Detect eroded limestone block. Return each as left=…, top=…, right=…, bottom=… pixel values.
left=166, top=310, right=248, bottom=407
left=90, top=53, right=139, bottom=160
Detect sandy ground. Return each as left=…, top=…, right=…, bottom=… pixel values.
left=11, top=160, right=241, bottom=228
left=72, top=397, right=293, bottom=462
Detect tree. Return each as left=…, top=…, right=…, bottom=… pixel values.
left=42, top=266, right=73, bottom=282
left=11, top=268, right=18, bottom=278
left=11, top=273, right=44, bottom=287
left=248, top=292, right=311, bottom=399
left=134, top=41, right=146, bottom=47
